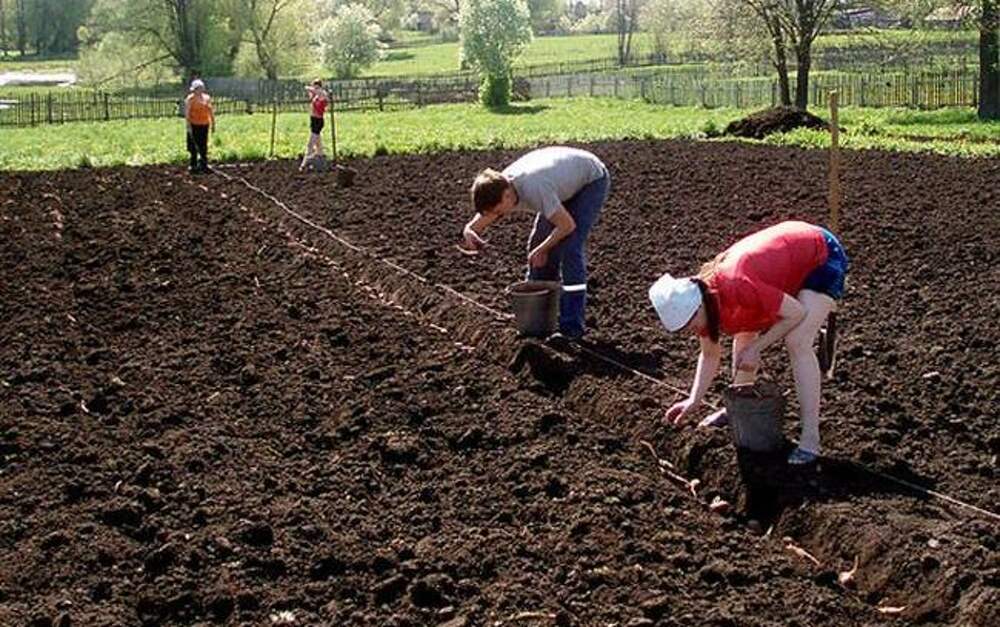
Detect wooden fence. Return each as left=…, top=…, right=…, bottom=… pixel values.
left=528, top=69, right=981, bottom=110
left=0, top=66, right=982, bottom=128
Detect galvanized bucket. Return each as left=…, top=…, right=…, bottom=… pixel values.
left=723, top=381, right=786, bottom=452
left=508, top=281, right=560, bottom=337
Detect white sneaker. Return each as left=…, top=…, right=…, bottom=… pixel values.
left=698, top=409, right=728, bottom=429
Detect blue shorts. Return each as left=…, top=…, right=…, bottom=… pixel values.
left=802, top=228, right=849, bottom=300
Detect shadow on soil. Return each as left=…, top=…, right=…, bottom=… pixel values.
left=691, top=441, right=939, bottom=531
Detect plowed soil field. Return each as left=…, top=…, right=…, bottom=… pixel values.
left=1, top=140, right=997, bottom=626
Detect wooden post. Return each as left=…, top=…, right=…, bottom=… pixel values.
left=828, top=91, right=840, bottom=233
left=330, top=103, right=338, bottom=163
left=269, top=96, right=277, bottom=158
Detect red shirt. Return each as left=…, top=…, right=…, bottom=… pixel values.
left=311, top=94, right=328, bottom=118
left=706, top=221, right=828, bottom=335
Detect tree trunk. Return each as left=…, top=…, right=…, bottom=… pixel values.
left=769, top=20, right=792, bottom=106
left=794, top=43, right=812, bottom=110
left=0, top=0, right=7, bottom=58
left=616, top=0, right=626, bottom=66
left=15, top=0, right=26, bottom=55
left=980, top=0, right=1000, bottom=120
left=174, top=0, right=201, bottom=78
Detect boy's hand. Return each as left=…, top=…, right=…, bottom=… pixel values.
left=528, top=247, right=548, bottom=269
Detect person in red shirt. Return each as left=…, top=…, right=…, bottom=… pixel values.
left=300, top=79, right=330, bottom=171
left=648, top=221, right=849, bottom=465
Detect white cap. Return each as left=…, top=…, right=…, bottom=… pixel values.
left=190, top=79, right=205, bottom=91
left=649, top=273, right=702, bottom=332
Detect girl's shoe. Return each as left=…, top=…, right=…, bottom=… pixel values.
left=698, top=409, right=728, bottom=428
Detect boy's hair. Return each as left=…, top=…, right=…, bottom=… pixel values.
left=471, top=168, right=510, bottom=213
left=312, top=78, right=322, bottom=87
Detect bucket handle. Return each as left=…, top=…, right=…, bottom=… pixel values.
left=506, top=281, right=560, bottom=296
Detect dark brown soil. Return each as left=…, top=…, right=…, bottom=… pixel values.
left=1, top=140, right=998, bottom=626
left=724, top=107, right=831, bottom=139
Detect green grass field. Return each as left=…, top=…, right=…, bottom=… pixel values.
left=0, top=28, right=978, bottom=84
left=2, top=98, right=998, bottom=172
left=362, top=33, right=656, bottom=78
left=362, top=28, right=976, bottom=78
left=0, top=53, right=78, bottom=73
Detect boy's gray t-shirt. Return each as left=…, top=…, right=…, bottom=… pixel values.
left=502, top=147, right=606, bottom=219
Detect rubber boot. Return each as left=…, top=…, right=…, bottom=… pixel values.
left=559, top=290, right=587, bottom=339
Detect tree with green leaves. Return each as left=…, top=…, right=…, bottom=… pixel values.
left=15, top=0, right=26, bottom=55
left=0, top=0, right=7, bottom=57
left=527, top=0, right=561, bottom=33
left=319, top=3, right=384, bottom=79
left=227, top=0, right=312, bottom=79
left=83, top=0, right=237, bottom=77
left=318, top=0, right=408, bottom=33
left=460, top=0, right=532, bottom=107
left=611, top=0, right=643, bottom=65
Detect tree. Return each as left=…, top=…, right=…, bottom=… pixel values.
left=319, top=3, right=384, bottom=79
left=27, top=0, right=93, bottom=55
left=978, top=0, right=999, bottom=118
left=0, top=0, right=7, bottom=57
left=15, top=0, right=26, bottom=55
left=877, top=0, right=998, bottom=119
left=459, top=0, right=532, bottom=107
left=641, top=0, right=685, bottom=56
left=228, top=0, right=311, bottom=79
left=84, top=0, right=237, bottom=77
left=613, top=0, right=642, bottom=65
left=319, top=0, right=408, bottom=33
left=717, top=0, right=837, bottom=108
left=739, top=0, right=793, bottom=106
left=527, top=0, right=561, bottom=33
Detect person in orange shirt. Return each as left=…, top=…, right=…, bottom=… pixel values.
left=300, top=79, right=329, bottom=172
left=184, top=79, right=215, bottom=174
left=648, top=221, right=849, bottom=465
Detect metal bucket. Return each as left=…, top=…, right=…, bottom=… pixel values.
left=723, top=381, right=785, bottom=452
left=508, top=281, right=560, bottom=337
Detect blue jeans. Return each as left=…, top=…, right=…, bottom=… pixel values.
left=527, top=172, right=610, bottom=335
left=803, top=228, right=849, bottom=300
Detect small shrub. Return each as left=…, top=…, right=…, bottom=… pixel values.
left=480, top=75, right=512, bottom=108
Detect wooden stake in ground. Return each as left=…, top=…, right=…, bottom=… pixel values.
left=329, top=101, right=338, bottom=163
left=819, top=94, right=842, bottom=379
left=269, top=96, right=278, bottom=159
left=828, top=91, right=840, bottom=233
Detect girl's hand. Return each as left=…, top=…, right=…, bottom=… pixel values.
left=462, top=224, right=487, bottom=250
left=735, top=344, right=761, bottom=373
left=528, top=247, right=548, bottom=269
left=664, top=398, right=700, bottom=426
